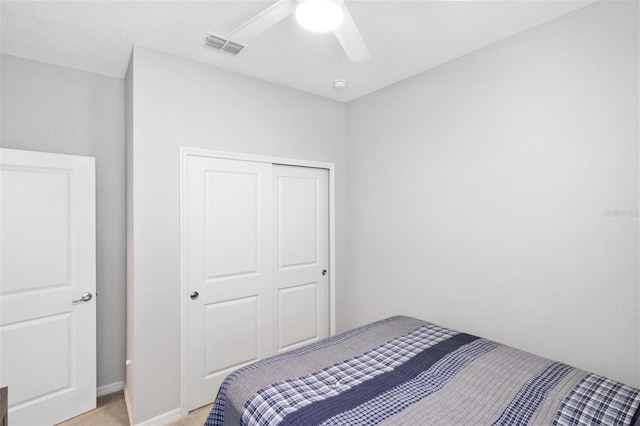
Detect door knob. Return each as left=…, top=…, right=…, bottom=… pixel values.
left=322, top=269, right=327, bottom=276
left=72, top=292, right=93, bottom=304
left=190, top=291, right=199, bottom=300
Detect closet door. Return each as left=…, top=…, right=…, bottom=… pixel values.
left=184, top=155, right=331, bottom=410
left=273, top=165, right=329, bottom=352
left=186, top=156, right=273, bottom=410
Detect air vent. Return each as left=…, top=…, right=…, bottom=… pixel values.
left=203, top=33, right=246, bottom=56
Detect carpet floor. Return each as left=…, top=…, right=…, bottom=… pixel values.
left=56, top=392, right=212, bottom=426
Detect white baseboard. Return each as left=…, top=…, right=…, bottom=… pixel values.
left=133, top=408, right=182, bottom=426
left=124, top=385, right=133, bottom=426
left=123, top=383, right=182, bottom=426
left=97, top=381, right=125, bottom=397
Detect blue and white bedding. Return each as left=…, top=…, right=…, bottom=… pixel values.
left=205, top=316, right=640, bottom=425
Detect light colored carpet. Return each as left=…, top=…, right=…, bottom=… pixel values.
left=56, top=392, right=212, bottom=426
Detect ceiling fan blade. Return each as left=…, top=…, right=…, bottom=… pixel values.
left=228, top=0, right=297, bottom=43
left=333, top=4, right=370, bottom=62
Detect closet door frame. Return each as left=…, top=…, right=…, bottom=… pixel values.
left=178, top=147, right=336, bottom=417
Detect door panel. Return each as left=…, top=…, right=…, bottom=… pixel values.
left=186, top=156, right=273, bottom=410
left=278, top=283, right=319, bottom=351
left=277, top=176, right=318, bottom=269
left=1, top=170, right=69, bottom=292
left=205, top=171, right=260, bottom=279
left=273, top=165, right=329, bottom=353
left=2, top=313, right=73, bottom=404
left=204, top=297, right=259, bottom=375
left=0, top=149, right=96, bottom=426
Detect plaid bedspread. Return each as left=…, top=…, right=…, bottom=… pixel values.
left=205, top=316, right=640, bottom=426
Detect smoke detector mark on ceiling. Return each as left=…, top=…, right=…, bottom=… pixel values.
left=203, top=33, right=246, bottom=56
left=333, top=79, right=347, bottom=90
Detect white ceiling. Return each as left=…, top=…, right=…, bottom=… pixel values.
left=1, top=1, right=595, bottom=102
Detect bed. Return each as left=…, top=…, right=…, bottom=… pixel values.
left=205, top=316, right=640, bottom=425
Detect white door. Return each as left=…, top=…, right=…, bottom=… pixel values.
left=184, top=155, right=331, bottom=410
left=0, top=149, right=96, bottom=426
left=272, top=165, right=329, bottom=353
left=186, top=156, right=274, bottom=410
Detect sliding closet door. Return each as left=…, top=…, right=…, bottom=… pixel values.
left=186, top=156, right=273, bottom=410
left=184, top=154, right=331, bottom=410
left=273, top=165, right=329, bottom=352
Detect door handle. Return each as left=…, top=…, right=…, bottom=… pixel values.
left=72, top=292, right=93, bottom=304
left=190, top=291, right=199, bottom=300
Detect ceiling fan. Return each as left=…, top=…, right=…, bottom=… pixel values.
left=224, top=0, right=370, bottom=62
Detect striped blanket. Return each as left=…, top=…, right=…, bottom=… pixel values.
left=205, top=316, right=640, bottom=425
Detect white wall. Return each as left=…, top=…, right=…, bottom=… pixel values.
left=124, top=54, right=136, bottom=419
left=126, top=47, right=347, bottom=423
left=1, top=54, right=126, bottom=391
left=346, top=1, right=639, bottom=387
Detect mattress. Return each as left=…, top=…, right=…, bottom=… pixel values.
left=205, top=316, right=640, bottom=425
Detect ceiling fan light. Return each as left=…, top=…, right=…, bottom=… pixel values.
left=295, top=0, right=344, bottom=33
